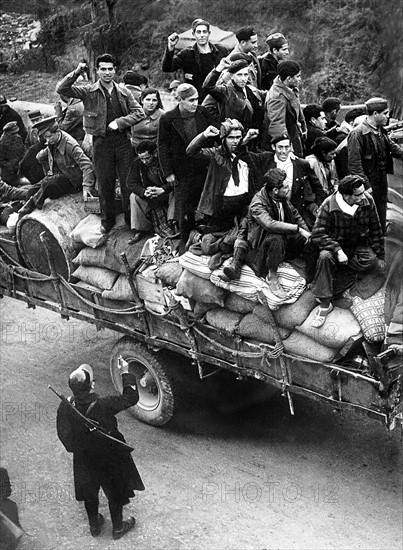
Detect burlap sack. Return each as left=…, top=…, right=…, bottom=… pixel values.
left=237, top=314, right=290, bottom=345
left=206, top=308, right=244, bottom=335
left=73, top=246, right=107, bottom=268
left=102, top=274, right=133, bottom=301
left=283, top=330, right=338, bottom=362
left=225, top=293, right=256, bottom=314
left=155, top=261, right=183, bottom=287
left=273, top=289, right=318, bottom=329
left=176, top=269, right=226, bottom=307
left=72, top=265, right=119, bottom=290
left=296, top=306, right=362, bottom=349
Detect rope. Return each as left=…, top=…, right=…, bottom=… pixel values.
left=58, top=276, right=142, bottom=315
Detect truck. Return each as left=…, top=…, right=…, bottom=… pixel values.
left=0, top=188, right=402, bottom=431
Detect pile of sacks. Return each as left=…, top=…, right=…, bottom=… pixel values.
left=157, top=251, right=387, bottom=363
left=69, top=214, right=147, bottom=301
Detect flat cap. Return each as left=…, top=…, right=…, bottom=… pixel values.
left=365, top=97, right=388, bottom=112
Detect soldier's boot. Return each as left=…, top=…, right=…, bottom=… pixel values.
left=221, top=246, right=246, bottom=281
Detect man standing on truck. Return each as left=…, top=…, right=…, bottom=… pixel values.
left=56, top=360, right=145, bottom=540
left=56, top=54, right=145, bottom=234
left=17, top=119, right=95, bottom=217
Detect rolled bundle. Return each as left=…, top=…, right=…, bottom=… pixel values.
left=16, top=194, right=87, bottom=279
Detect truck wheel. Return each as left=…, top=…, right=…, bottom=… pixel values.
left=110, top=337, right=176, bottom=427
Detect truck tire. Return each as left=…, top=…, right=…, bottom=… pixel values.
left=110, top=336, right=176, bottom=427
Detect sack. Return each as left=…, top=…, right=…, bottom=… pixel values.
left=72, top=265, right=119, bottom=291
left=237, top=313, right=290, bottom=345
left=155, top=260, right=183, bottom=287
left=179, top=251, right=213, bottom=280
left=258, top=262, right=306, bottom=310
left=176, top=269, right=226, bottom=307
left=350, top=287, right=386, bottom=342
left=211, top=262, right=264, bottom=302
left=73, top=246, right=107, bottom=268
left=253, top=304, right=291, bottom=340
left=102, top=274, right=133, bottom=301
left=70, top=214, right=106, bottom=249
left=273, top=289, right=318, bottom=329
left=283, top=330, right=338, bottom=362
left=224, top=293, right=255, bottom=314
left=297, top=306, right=362, bottom=349
left=206, top=308, right=244, bottom=335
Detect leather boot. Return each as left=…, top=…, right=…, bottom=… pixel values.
left=221, top=246, right=246, bottom=281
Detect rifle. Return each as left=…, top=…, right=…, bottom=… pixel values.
left=49, top=385, right=134, bottom=453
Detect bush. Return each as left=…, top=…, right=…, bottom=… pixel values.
left=37, top=6, right=91, bottom=55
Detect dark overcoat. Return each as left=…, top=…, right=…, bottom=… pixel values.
left=56, top=373, right=144, bottom=503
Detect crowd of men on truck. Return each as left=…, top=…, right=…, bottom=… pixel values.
left=0, top=17, right=402, bottom=332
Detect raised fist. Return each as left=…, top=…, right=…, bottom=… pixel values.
left=168, top=32, right=179, bottom=50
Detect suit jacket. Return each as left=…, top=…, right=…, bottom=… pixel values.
left=157, top=105, right=216, bottom=180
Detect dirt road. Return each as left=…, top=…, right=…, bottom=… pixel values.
left=0, top=297, right=402, bottom=549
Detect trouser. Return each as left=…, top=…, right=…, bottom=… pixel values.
left=93, top=132, right=134, bottom=227
left=175, top=174, right=205, bottom=245
left=311, top=246, right=379, bottom=301
left=31, top=174, right=77, bottom=208
left=246, top=233, right=308, bottom=278
left=370, top=171, right=388, bottom=234
left=130, top=192, right=175, bottom=232
left=84, top=498, right=123, bottom=531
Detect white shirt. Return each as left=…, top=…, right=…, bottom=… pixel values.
left=224, top=158, right=249, bottom=196
left=274, top=154, right=294, bottom=199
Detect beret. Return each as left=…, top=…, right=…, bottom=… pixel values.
left=321, top=97, right=341, bottom=112
left=277, top=60, right=300, bottom=79
left=229, top=52, right=251, bottom=63
left=176, top=83, right=198, bottom=99
left=311, top=136, right=337, bottom=155
left=227, top=59, right=249, bottom=74
left=271, top=133, right=290, bottom=145
left=365, top=97, right=388, bottom=112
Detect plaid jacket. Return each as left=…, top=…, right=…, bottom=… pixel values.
left=311, top=191, right=384, bottom=259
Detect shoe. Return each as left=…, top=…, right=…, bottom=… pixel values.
left=185, top=230, right=202, bottom=250
left=89, top=513, right=105, bottom=537
left=112, top=517, right=136, bottom=540
left=100, top=222, right=114, bottom=234
left=311, top=303, right=333, bottom=328
left=267, top=280, right=288, bottom=299
left=128, top=231, right=147, bottom=245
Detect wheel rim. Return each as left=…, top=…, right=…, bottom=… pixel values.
left=124, top=356, right=161, bottom=412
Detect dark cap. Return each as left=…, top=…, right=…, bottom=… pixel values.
left=321, top=97, right=341, bottom=112
left=228, top=59, right=250, bottom=74
left=277, top=60, right=300, bottom=79
left=32, top=116, right=58, bottom=136
left=68, top=364, right=94, bottom=396
left=271, top=133, right=290, bottom=145
left=266, top=32, right=287, bottom=48
left=365, top=97, right=388, bottom=113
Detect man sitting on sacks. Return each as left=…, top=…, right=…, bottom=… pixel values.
left=126, top=139, right=178, bottom=244
left=18, top=118, right=96, bottom=218
left=225, top=167, right=311, bottom=297
left=185, top=118, right=272, bottom=269
left=310, top=175, right=385, bottom=328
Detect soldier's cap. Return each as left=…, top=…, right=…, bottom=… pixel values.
left=266, top=32, right=287, bottom=46
left=32, top=116, right=58, bottom=136
left=271, top=133, right=290, bottom=145
left=2, top=121, right=19, bottom=133
left=229, top=52, right=251, bottom=63
left=68, top=364, right=94, bottom=395
left=176, top=83, right=198, bottom=99
left=365, top=97, right=388, bottom=113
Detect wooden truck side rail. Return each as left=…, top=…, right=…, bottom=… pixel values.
left=1, top=239, right=402, bottom=430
